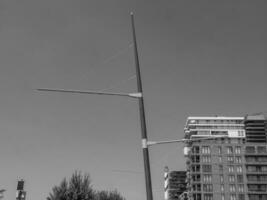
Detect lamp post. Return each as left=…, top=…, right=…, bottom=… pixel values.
left=38, top=12, right=154, bottom=200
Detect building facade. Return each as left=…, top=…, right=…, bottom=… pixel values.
left=183, top=115, right=267, bottom=200
left=164, top=166, right=187, bottom=200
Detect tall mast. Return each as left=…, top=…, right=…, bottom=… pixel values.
left=130, top=12, right=154, bottom=200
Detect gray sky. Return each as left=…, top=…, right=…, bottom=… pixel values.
left=0, top=1, right=266, bottom=200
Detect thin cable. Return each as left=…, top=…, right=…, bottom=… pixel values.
left=98, top=75, right=136, bottom=92
left=81, top=43, right=133, bottom=81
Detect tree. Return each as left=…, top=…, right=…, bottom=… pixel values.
left=95, top=190, right=125, bottom=200
left=47, top=171, right=125, bottom=200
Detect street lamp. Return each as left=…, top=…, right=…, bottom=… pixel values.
left=38, top=12, right=154, bottom=200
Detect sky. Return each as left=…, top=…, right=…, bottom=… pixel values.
left=0, top=1, right=266, bottom=200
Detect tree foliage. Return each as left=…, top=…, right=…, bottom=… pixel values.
left=47, top=171, right=125, bottom=200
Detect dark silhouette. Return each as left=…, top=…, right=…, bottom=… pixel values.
left=47, top=171, right=125, bottom=200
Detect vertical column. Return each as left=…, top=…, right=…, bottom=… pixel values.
left=164, top=166, right=169, bottom=200
left=16, top=180, right=26, bottom=200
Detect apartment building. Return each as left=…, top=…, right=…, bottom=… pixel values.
left=164, top=167, right=187, bottom=200
left=183, top=115, right=267, bottom=200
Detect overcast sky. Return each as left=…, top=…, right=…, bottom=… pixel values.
left=0, top=1, right=266, bottom=200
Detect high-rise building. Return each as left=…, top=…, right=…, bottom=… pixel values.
left=164, top=167, right=187, bottom=200
left=183, top=115, right=267, bottom=200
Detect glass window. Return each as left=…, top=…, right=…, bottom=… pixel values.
left=246, top=146, right=255, bottom=154
left=238, top=194, right=245, bottom=200
left=203, top=184, right=213, bottom=192
left=229, top=165, right=234, bottom=173
left=238, top=185, right=244, bottom=192
left=227, top=146, right=233, bottom=154
left=204, top=194, right=213, bottom=200
left=191, top=155, right=200, bottom=163
left=192, top=146, right=200, bottom=154
left=202, top=146, right=211, bottom=154
left=248, top=184, right=258, bottom=192
left=218, top=146, right=222, bottom=154
left=261, top=166, right=267, bottom=172
left=219, top=165, right=223, bottom=172
left=202, top=155, right=211, bottom=163
left=247, top=175, right=257, bottom=182
left=191, top=165, right=200, bottom=172
left=192, top=184, right=201, bottom=191
left=235, top=156, right=242, bottom=163
left=230, top=194, right=236, bottom=200
left=246, top=157, right=256, bottom=162
left=237, top=166, right=243, bottom=173
left=257, top=146, right=266, bottom=153
left=227, top=156, right=234, bottom=163
left=220, top=175, right=224, bottom=183
left=237, top=175, right=243, bottom=183
left=221, top=184, right=224, bottom=192
left=247, top=166, right=257, bottom=172
left=258, top=157, right=267, bottom=162
left=230, top=184, right=236, bottom=192
left=235, top=146, right=241, bottom=154
left=203, top=165, right=212, bottom=172
left=222, top=194, right=225, bottom=200
left=229, top=175, right=235, bottom=183
left=192, top=174, right=201, bottom=182
left=203, top=175, right=212, bottom=183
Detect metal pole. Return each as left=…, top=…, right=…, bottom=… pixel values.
left=131, top=12, right=153, bottom=200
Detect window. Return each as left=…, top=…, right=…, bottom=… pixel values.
left=248, top=194, right=260, bottom=200
left=203, top=175, right=212, bottom=183
left=192, top=174, right=201, bottom=182
left=203, top=184, right=213, bottom=192
left=227, top=156, right=234, bottom=163
left=258, top=157, right=267, bottom=162
left=192, top=146, right=200, bottom=154
left=218, top=146, right=222, bottom=154
left=238, top=185, right=244, bottom=192
left=193, top=194, right=201, bottom=200
left=246, top=146, right=255, bottom=154
left=221, top=184, right=224, bottom=192
left=222, top=194, right=225, bottom=200
left=238, top=194, right=245, bottom=200
left=192, top=184, right=201, bottom=191
left=219, top=156, right=222, bottom=163
left=191, top=155, right=200, bottom=163
left=202, top=146, right=211, bottom=154
left=248, top=184, right=258, bottom=192
left=237, top=175, right=243, bottom=183
left=259, top=175, right=267, bottom=182
left=257, top=146, right=266, bottom=153
left=261, top=166, right=267, bottom=172
left=235, top=146, right=241, bottom=154
left=227, top=146, right=233, bottom=154
left=247, top=175, right=257, bottom=182
left=192, top=165, right=200, bottom=172
left=230, top=194, right=236, bottom=200
left=229, top=165, right=234, bottom=173
left=219, top=165, right=223, bottom=172
left=204, top=194, right=213, bottom=200
left=230, top=184, right=236, bottom=192
left=247, top=166, right=257, bottom=172
left=202, top=156, right=211, bottom=163
left=229, top=175, right=235, bottom=183
left=203, top=165, right=212, bottom=172
left=237, top=166, right=243, bottom=173
left=220, top=175, right=224, bottom=183
left=235, top=156, right=242, bottom=163
left=246, top=156, right=256, bottom=162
